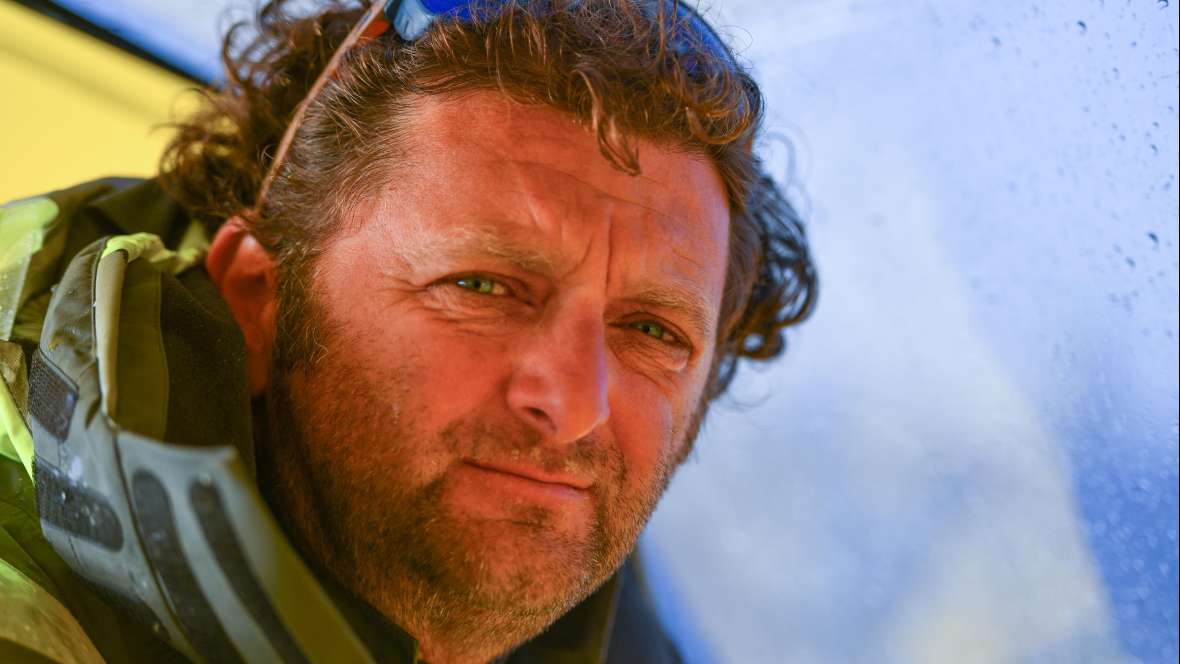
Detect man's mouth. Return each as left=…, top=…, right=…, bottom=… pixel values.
left=461, top=459, right=593, bottom=499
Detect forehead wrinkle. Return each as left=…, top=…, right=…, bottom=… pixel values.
left=667, top=241, right=707, bottom=271
left=498, top=157, right=681, bottom=223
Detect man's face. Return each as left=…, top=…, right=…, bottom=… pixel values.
left=263, top=91, right=730, bottom=656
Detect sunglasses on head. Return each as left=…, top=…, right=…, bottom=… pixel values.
left=256, top=0, right=736, bottom=208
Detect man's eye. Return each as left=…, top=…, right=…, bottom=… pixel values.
left=454, top=276, right=508, bottom=296
left=630, top=320, right=681, bottom=346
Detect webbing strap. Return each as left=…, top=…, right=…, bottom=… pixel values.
left=99, top=228, right=207, bottom=275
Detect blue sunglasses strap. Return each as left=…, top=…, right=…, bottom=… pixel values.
left=385, top=0, right=733, bottom=68
left=385, top=0, right=474, bottom=41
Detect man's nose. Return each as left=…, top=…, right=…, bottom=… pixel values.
left=506, top=311, right=611, bottom=443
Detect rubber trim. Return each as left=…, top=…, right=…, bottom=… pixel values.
left=131, top=470, right=244, bottom=664
left=26, top=350, right=75, bottom=444
left=190, top=479, right=310, bottom=664
left=34, top=462, right=124, bottom=552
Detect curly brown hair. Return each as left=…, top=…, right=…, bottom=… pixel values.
left=160, top=0, right=816, bottom=405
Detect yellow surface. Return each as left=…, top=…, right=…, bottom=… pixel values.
left=0, top=1, right=199, bottom=203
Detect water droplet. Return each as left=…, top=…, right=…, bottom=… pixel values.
left=1150, top=144, right=1159, bottom=155
left=1126, top=257, right=1136, bottom=268
left=1158, top=0, right=1168, bottom=8
left=991, top=36, right=1002, bottom=47
left=1148, top=232, right=1159, bottom=247
left=1075, top=20, right=1089, bottom=34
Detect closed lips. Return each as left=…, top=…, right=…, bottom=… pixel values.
left=463, top=460, right=592, bottom=490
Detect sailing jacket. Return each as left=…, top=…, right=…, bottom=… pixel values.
left=0, top=178, right=682, bottom=664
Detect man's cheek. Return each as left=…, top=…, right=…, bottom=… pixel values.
left=611, top=384, right=679, bottom=483
left=356, top=316, right=515, bottom=433
left=432, top=322, right=514, bottom=380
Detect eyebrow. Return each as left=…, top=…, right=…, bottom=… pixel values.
left=480, top=238, right=557, bottom=275
left=437, top=225, right=558, bottom=275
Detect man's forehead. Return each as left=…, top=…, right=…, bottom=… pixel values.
left=403, top=92, right=726, bottom=219
left=411, top=92, right=594, bottom=159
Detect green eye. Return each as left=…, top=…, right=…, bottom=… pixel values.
left=631, top=321, right=677, bottom=344
left=455, top=276, right=506, bottom=295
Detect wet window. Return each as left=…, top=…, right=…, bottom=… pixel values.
left=644, top=2, right=1179, bottom=663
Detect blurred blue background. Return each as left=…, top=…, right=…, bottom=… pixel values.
left=14, top=1, right=1180, bottom=662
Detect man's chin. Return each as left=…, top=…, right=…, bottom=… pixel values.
left=429, top=511, right=603, bottom=608
left=333, top=472, right=615, bottom=628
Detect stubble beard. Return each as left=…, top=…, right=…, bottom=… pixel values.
left=257, top=277, right=685, bottom=662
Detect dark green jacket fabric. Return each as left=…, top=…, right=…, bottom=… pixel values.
left=0, top=178, right=682, bottom=664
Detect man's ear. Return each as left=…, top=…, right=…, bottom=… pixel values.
left=207, top=216, right=277, bottom=396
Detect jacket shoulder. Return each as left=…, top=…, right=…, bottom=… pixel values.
left=2, top=177, right=196, bottom=346
left=38, top=177, right=147, bottom=215
left=6, top=176, right=195, bottom=258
